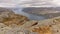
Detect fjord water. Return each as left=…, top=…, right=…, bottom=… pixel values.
left=12, top=7, right=45, bottom=20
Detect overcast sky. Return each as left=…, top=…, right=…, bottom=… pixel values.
left=0, top=0, right=60, bottom=7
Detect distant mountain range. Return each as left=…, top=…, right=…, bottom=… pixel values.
left=23, top=7, right=60, bottom=12
left=22, top=7, right=60, bottom=19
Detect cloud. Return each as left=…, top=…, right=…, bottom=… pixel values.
left=0, top=0, right=60, bottom=7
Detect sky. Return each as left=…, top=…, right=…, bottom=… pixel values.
left=0, top=0, right=60, bottom=7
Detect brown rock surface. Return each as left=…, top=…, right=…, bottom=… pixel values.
left=0, top=8, right=29, bottom=26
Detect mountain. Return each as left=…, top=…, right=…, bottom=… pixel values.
left=22, top=7, right=60, bottom=19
